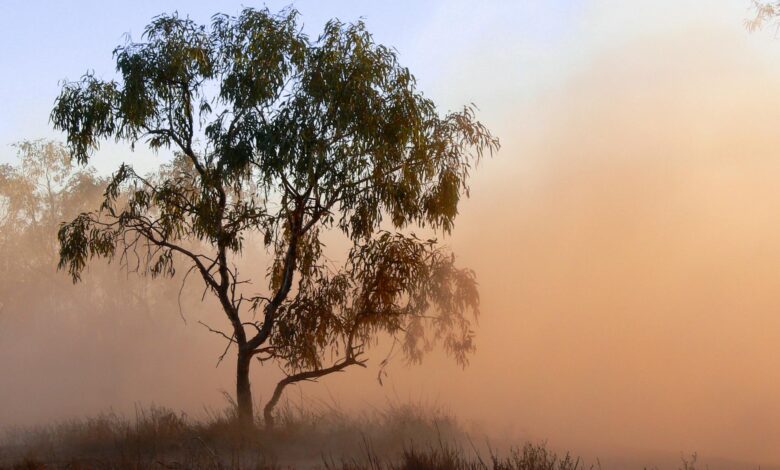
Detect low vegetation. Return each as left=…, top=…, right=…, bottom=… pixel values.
left=0, top=404, right=715, bottom=470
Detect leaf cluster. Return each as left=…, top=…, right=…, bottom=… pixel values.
left=51, top=7, right=498, bottom=381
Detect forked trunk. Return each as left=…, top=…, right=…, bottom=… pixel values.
left=236, top=350, right=253, bottom=429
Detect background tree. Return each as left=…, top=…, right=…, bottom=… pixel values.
left=0, top=141, right=185, bottom=414
left=0, top=140, right=103, bottom=320
left=746, top=1, right=780, bottom=31
left=52, top=7, right=499, bottom=428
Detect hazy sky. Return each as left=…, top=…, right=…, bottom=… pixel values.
left=3, top=1, right=780, bottom=468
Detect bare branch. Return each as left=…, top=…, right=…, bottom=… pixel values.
left=198, top=320, right=236, bottom=344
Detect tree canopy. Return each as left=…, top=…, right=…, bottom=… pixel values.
left=747, top=1, right=780, bottom=31
left=51, top=7, right=499, bottom=426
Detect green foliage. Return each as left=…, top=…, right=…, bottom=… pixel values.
left=51, top=7, right=498, bottom=418
left=269, top=232, right=479, bottom=375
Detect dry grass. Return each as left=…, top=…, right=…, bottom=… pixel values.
left=0, top=404, right=710, bottom=470
left=0, top=402, right=468, bottom=469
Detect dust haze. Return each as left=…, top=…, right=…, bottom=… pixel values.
left=3, top=1, right=780, bottom=467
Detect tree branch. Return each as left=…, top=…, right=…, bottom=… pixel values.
left=262, top=353, right=366, bottom=427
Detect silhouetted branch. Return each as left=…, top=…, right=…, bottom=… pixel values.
left=262, top=352, right=367, bottom=427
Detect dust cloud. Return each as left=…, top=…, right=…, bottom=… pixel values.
left=407, top=18, right=780, bottom=466
left=321, top=9, right=780, bottom=466
left=3, top=1, right=780, bottom=468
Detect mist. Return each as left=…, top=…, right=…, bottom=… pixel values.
left=3, top=1, right=780, bottom=468
left=430, top=10, right=780, bottom=464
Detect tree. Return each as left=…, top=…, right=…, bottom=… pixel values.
left=0, top=142, right=191, bottom=417
left=52, top=7, right=499, bottom=428
left=0, top=140, right=103, bottom=312
left=746, top=1, right=780, bottom=31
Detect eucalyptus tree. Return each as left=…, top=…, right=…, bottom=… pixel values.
left=747, top=1, right=780, bottom=30
left=0, top=140, right=101, bottom=296
left=52, top=8, right=498, bottom=427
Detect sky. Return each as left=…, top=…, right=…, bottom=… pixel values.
left=3, top=0, right=780, bottom=468
left=0, top=0, right=583, bottom=172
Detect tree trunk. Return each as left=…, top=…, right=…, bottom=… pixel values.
left=263, top=380, right=285, bottom=429
left=236, top=350, right=253, bottom=428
